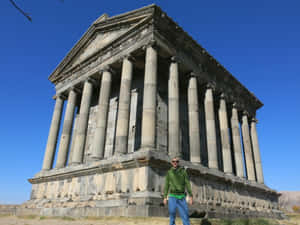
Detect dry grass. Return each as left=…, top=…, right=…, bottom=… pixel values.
left=1, top=214, right=299, bottom=225
left=276, top=213, right=300, bottom=225
left=17, top=214, right=38, bottom=219
left=0, top=214, right=10, bottom=218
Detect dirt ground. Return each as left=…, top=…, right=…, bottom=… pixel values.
left=0, top=214, right=299, bottom=225
left=0, top=215, right=171, bottom=225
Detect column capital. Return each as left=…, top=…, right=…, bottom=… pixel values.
left=242, top=110, right=249, bottom=117
left=206, top=81, right=216, bottom=90
left=53, top=93, right=67, bottom=100
left=232, top=102, right=242, bottom=110
left=170, top=56, right=181, bottom=64
left=142, top=39, right=158, bottom=51
left=188, top=71, right=199, bottom=79
left=101, top=65, right=115, bottom=75
left=123, top=54, right=135, bottom=62
left=84, top=76, right=97, bottom=86
left=219, top=92, right=227, bottom=100
left=68, top=86, right=81, bottom=94
left=251, top=117, right=258, bottom=123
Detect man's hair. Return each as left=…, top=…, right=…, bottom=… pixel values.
left=172, top=156, right=180, bottom=161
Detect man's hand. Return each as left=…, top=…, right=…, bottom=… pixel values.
left=163, top=198, right=168, bottom=205
left=188, top=196, right=193, bottom=205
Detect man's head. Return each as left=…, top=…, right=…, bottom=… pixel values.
left=171, top=157, right=180, bottom=168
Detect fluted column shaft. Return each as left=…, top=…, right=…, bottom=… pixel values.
left=68, top=114, right=78, bottom=164
left=42, top=96, right=64, bottom=170
left=115, top=57, right=133, bottom=155
left=241, top=113, right=256, bottom=181
left=218, top=95, right=233, bottom=174
left=72, top=79, right=93, bottom=164
left=250, top=119, right=264, bottom=183
left=230, top=105, right=245, bottom=178
left=168, top=58, right=180, bottom=158
left=141, top=45, right=157, bottom=148
left=204, top=85, right=218, bottom=169
left=91, top=70, right=112, bottom=160
left=55, top=89, right=77, bottom=168
left=188, top=75, right=201, bottom=163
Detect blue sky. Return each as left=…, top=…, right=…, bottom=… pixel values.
left=0, top=0, right=299, bottom=204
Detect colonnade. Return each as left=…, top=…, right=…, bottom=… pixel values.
left=41, top=44, right=264, bottom=184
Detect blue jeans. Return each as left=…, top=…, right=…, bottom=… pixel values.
left=168, top=197, right=190, bottom=225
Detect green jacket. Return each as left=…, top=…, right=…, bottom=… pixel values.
left=164, top=167, right=193, bottom=198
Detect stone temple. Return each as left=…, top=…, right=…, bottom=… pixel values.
left=23, top=5, right=283, bottom=218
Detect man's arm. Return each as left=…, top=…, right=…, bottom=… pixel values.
left=163, top=171, right=170, bottom=198
left=183, top=170, right=192, bottom=196
left=184, top=170, right=193, bottom=204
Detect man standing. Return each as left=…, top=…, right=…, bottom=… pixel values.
left=163, top=157, right=193, bottom=225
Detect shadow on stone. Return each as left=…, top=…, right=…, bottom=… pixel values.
left=200, top=218, right=212, bottom=225
left=190, top=210, right=206, bottom=218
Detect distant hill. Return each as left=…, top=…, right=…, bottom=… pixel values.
left=279, top=191, right=300, bottom=212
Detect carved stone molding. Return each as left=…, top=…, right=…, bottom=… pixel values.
left=101, top=65, right=115, bottom=75
left=251, top=117, right=258, bottom=123
left=188, top=71, right=198, bottom=78
left=142, top=39, right=158, bottom=51
left=53, top=93, right=67, bottom=100
left=68, top=86, right=81, bottom=94
left=206, top=81, right=216, bottom=90
left=170, top=55, right=180, bottom=64
left=85, top=77, right=98, bottom=86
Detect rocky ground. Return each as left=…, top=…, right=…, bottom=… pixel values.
left=279, top=191, right=300, bottom=213
left=0, top=214, right=300, bottom=225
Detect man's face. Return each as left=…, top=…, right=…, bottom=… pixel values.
left=171, top=158, right=179, bottom=168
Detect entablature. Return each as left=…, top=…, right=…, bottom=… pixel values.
left=49, top=4, right=263, bottom=115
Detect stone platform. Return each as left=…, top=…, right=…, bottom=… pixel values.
left=21, top=149, right=284, bottom=218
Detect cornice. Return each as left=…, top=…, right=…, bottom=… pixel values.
left=48, top=4, right=263, bottom=112
left=51, top=15, right=153, bottom=85
left=152, top=6, right=263, bottom=111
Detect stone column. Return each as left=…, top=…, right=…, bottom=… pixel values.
left=67, top=113, right=78, bottom=165
left=91, top=68, right=112, bottom=160
left=42, top=95, right=64, bottom=170
left=218, top=94, right=233, bottom=174
left=241, top=111, right=256, bottom=181
left=230, top=103, right=245, bottom=178
left=168, top=56, right=180, bottom=158
left=55, top=88, right=77, bottom=168
left=141, top=42, right=157, bottom=149
left=115, top=56, right=134, bottom=155
left=72, top=79, right=93, bottom=164
left=250, top=118, right=264, bottom=183
left=188, top=74, right=201, bottom=163
left=204, top=83, right=218, bottom=169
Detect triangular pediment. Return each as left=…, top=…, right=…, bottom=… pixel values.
left=49, top=4, right=156, bottom=83
left=67, top=27, right=131, bottom=70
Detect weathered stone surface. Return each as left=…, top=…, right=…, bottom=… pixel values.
left=27, top=150, right=283, bottom=218
left=42, top=96, right=64, bottom=170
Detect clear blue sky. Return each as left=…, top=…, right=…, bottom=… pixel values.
left=0, top=0, right=299, bottom=204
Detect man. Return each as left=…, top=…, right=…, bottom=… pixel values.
left=164, top=156, right=193, bottom=225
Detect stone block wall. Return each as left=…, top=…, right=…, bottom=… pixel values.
left=24, top=150, right=284, bottom=218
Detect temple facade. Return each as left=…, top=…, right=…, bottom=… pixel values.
left=23, top=5, right=283, bottom=218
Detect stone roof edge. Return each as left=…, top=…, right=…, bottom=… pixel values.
left=152, top=5, right=263, bottom=110
left=48, top=4, right=156, bottom=82
left=48, top=4, right=263, bottom=109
